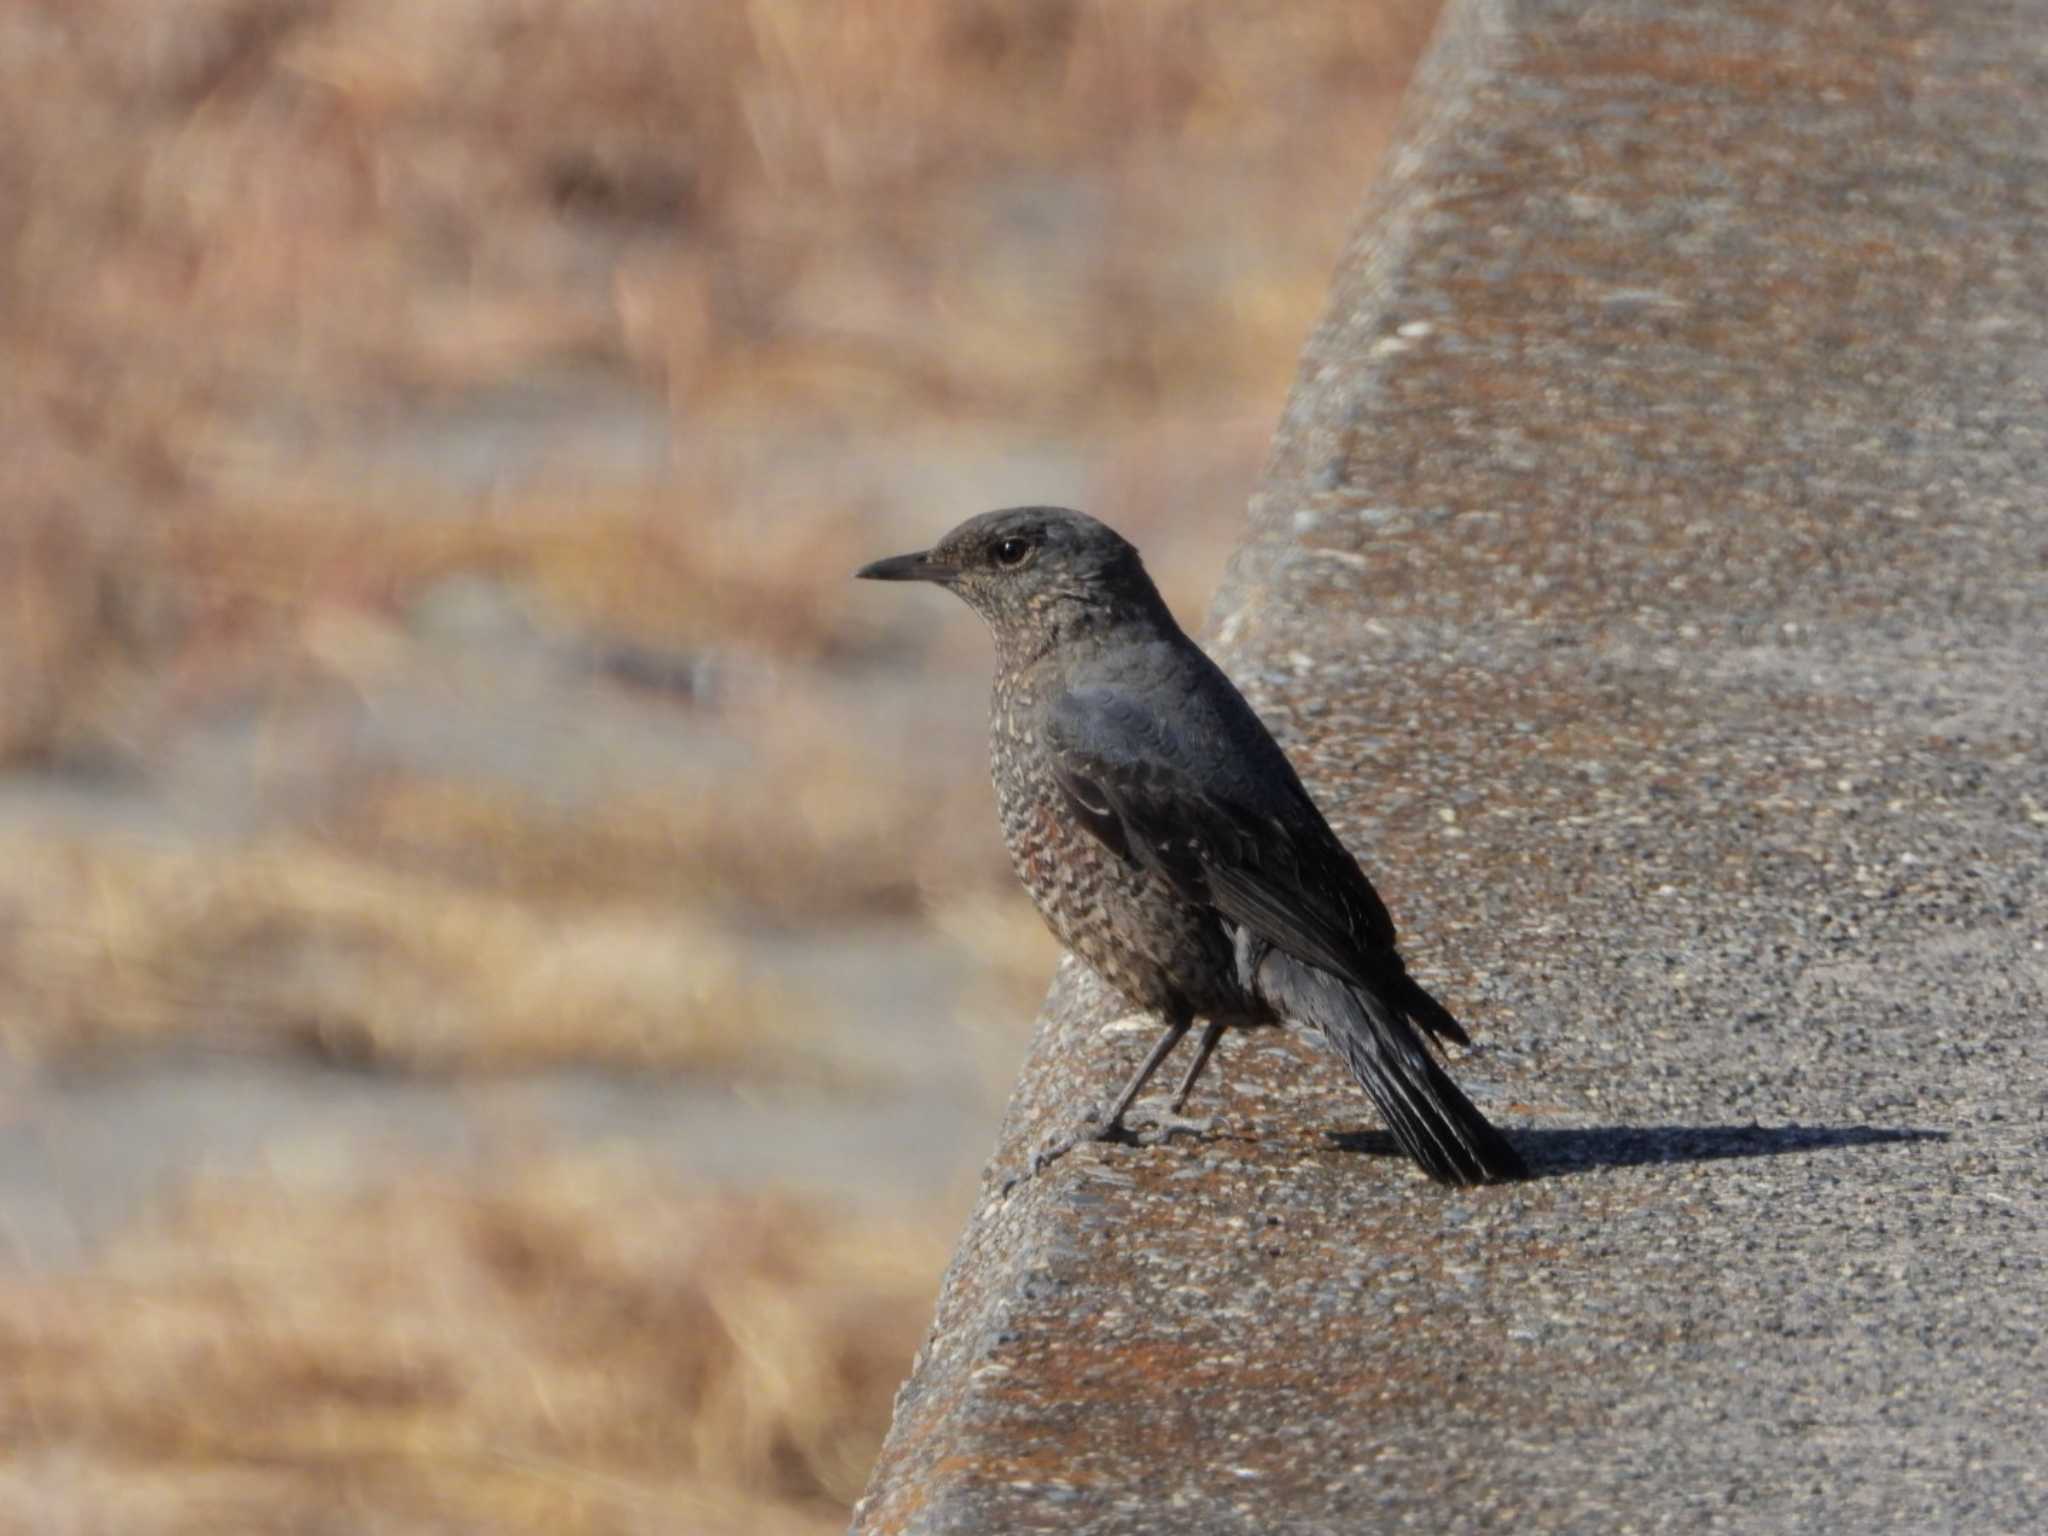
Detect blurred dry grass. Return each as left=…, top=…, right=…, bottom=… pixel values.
left=0, top=830, right=818, bottom=1076
left=4, top=0, right=1437, bottom=414
left=172, top=487, right=891, bottom=670
left=0, top=0, right=1439, bottom=1527
left=0, top=0, right=1439, bottom=1058
left=332, top=724, right=1012, bottom=924
left=0, top=1165, right=945, bottom=1535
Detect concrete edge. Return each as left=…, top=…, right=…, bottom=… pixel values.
left=850, top=4, right=1517, bottom=1529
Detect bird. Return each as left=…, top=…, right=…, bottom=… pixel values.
left=856, top=507, right=1525, bottom=1186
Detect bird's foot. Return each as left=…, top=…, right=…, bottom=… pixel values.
left=1031, top=1130, right=1083, bottom=1173
left=996, top=1120, right=1092, bottom=1195
left=1048, top=1104, right=1141, bottom=1167
left=997, top=1105, right=1214, bottom=1196
left=1125, top=1109, right=1217, bottom=1145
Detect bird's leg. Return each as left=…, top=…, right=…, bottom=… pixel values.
left=1118, top=1015, right=1225, bottom=1144
left=1167, top=1017, right=1229, bottom=1113
left=1093, top=1013, right=1190, bottom=1141
left=1003, top=1015, right=1204, bottom=1191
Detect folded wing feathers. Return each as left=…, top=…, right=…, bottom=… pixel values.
left=1054, top=738, right=1466, bottom=1050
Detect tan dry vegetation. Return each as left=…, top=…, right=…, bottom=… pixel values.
left=1, top=0, right=1440, bottom=850
left=0, top=394, right=178, bottom=767
left=0, top=830, right=817, bottom=1077
left=337, top=718, right=1014, bottom=922
left=924, top=888, right=1068, bottom=1016
left=0, top=1166, right=946, bottom=1536
left=174, top=487, right=896, bottom=671
left=5, top=0, right=1439, bottom=413
left=0, top=3, right=1442, bottom=1530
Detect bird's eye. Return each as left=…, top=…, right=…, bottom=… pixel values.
left=993, top=535, right=1036, bottom=567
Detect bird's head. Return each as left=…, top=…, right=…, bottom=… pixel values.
left=856, top=507, right=1164, bottom=655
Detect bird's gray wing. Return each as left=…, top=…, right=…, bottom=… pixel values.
left=1046, top=684, right=1406, bottom=997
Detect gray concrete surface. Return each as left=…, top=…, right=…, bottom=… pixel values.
left=852, top=1, right=2048, bottom=1530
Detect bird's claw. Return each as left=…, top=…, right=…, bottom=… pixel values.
left=998, top=1105, right=1217, bottom=1195
left=1126, top=1109, right=1216, bottom=1145
left=997, top=1126, right=1084, bottom=1194
left=1031, top=1132, right=1081, bottom=1172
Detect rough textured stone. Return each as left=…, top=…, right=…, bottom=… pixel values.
left=853, top=2, right=2048, bottom=1531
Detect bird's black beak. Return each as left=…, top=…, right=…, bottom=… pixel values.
left=855, top=549, right=946, bottom=583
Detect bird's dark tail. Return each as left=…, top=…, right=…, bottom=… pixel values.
left=1248, top=947, right=1525, bottom=1186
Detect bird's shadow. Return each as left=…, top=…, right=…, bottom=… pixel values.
left=1325, top=1122, right=1949, bottom=1179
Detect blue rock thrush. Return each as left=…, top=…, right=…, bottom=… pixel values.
left=858, top=507, right=1524, bottom=1185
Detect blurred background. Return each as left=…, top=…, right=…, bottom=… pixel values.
left=0, top=1, right=1438, bottom=1530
